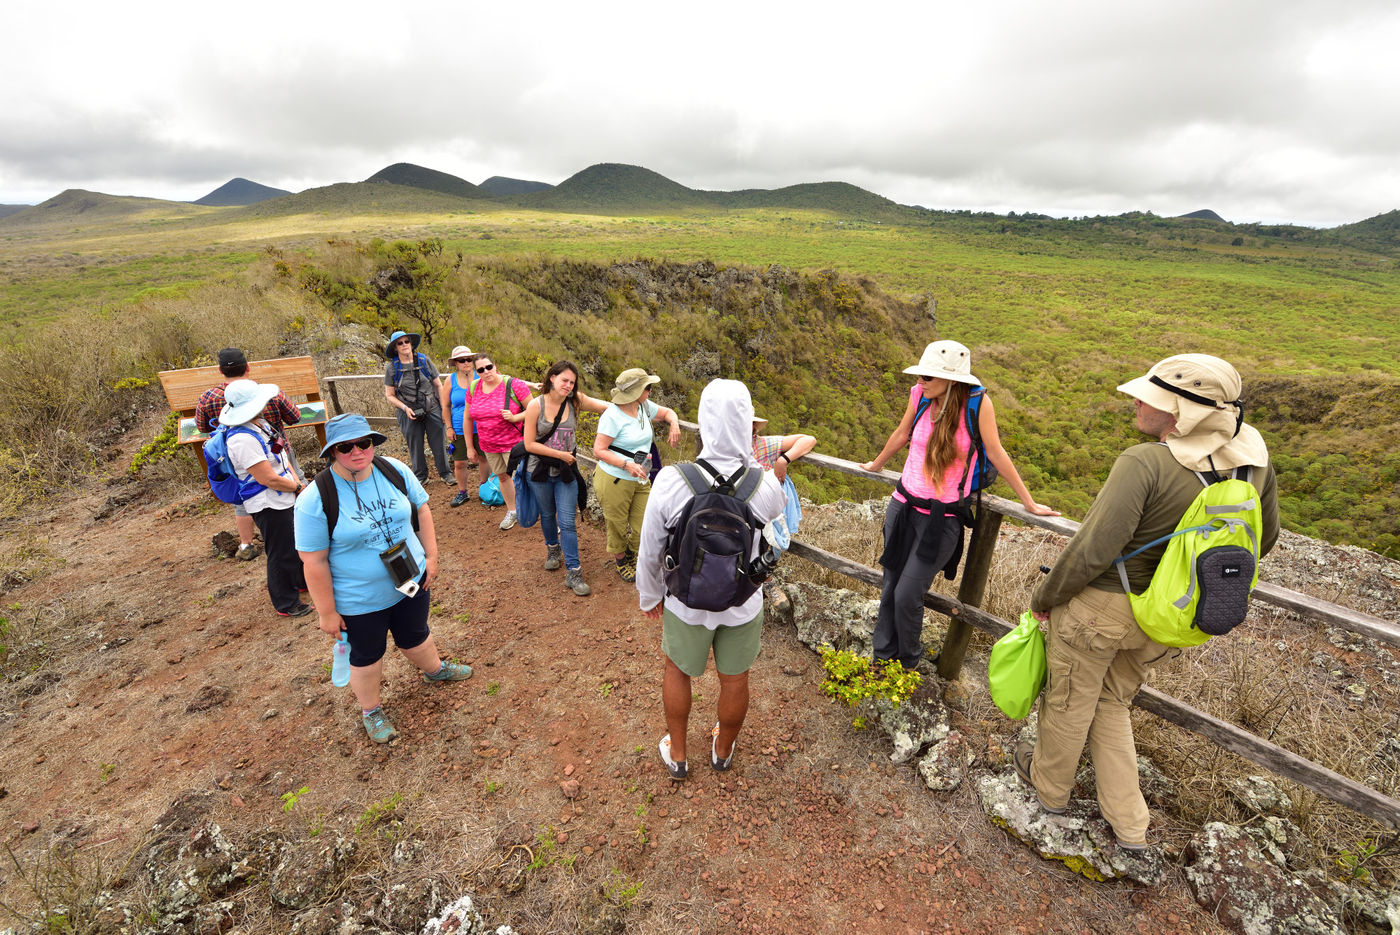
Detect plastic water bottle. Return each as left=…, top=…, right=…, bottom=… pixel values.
left=331, top=633, right=351, bottom=687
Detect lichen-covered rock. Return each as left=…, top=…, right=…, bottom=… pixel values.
left=576, top=886, right=629, bottom=935
left=1246, top=816, right=1305, bottom=869
left=1183, top=822, right=1345, bottom=935
left=786, top=583, right=878, bottom=654
left=421, top=893, right=518, bottom=935
left=144, top=821, right=252, bottom=913
left=917, top=730, right=974, bottom=792
left=1073, top=754, right=1177, bottom=809
left=1227, top=776, right=1294, bottom=817
left=975, top=773, right=1165, bottom=885
left=267, top=835, right=357, bottom=910
left=872, top=683, right=950, bottom=764
left=372, top=878, right=442, bottom=932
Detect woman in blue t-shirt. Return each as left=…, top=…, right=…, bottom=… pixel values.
left=591, top=368, right=681, bottom=582
left=439, top=345, right=487, bottom=507
left=294, top=413, right=473, bottom=745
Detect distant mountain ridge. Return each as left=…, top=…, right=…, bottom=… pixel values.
left=1178, top=209, right=1226, bottom=222
left=193, top=178, right=290, bottom=207
left=365, top=163, right=487, bottom=200
left=0, top=205, right=28, bottom=220
left=479, top=176, right=553, bottom=196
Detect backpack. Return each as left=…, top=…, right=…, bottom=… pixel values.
left=911, top=386, right=999, bottom=498
left=314, top=456, right=420, bottom=540
left=203, top=423, right=270, bottom=504
left=1113, top=466, right=1263, bottom=647
left=662, top=459, right=774, bottom=612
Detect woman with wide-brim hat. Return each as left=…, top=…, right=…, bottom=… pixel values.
left=859, top=340, right=1058, bottom=670
left=220, top=379, right=310, bottom=617
left=294, top=413, right=472, bottom=744
left=592, top=367, right=682, bottom=581
left=382, top=330, right=453, bottom=489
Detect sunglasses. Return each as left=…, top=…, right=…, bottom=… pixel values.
left=396, top=339, right=412, bottom=346
left=332, top=437, right=375, bottom=455
left=476, top=363, right=495, bottom=374
left=452, top=358, right=471, bottom=364
left=916, top=375, right=937, bottom=382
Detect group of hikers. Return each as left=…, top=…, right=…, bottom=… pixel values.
left=197, top=334, right=1279, bottom=855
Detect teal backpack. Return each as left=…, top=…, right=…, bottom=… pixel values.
left=1114, top=466, right=1263, bottom=647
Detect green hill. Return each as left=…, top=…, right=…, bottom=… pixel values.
left=224, top=181, right=483, bottom=219
left=0, top=205, right=28, bottom=220
left=715, top=181, right=899, bottom=216
left=0, top=189, right=215, bottom=232
left=520, top=163, right=710, bottom=212
left=479, top=176, right=553, bottom=196
left=193, top=178, right=291, bottom=206
left=365, top=163, right=488, bottom=199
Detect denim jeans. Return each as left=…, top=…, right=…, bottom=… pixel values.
left=528, top=473, right=580, bottom=570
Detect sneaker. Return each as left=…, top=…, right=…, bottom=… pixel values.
left=276, top=602, right=313, bottom=618
left=499, top=510, right=517, bottom=530
left=424, top=660, right=473, bottom=682
left=657, top=734, right=687, bottom=780
left=235, top=543, right=261, bottom=562
left=1013, top=742, right=1067, bottom=815
left=614, top=559, right=636, bottom=583
left=362, top=707, right=398, bottom=744
left=450, top=490, right=471, bottom=508
left=443, top=475, right=457, bottom=486
left=544, top=544, right=563, bottom=571
left=564, top=567, right=591, bottom=596
left=1117, top=839, right=1150, bottom=854
left=710, top=721, right=735, bottom=771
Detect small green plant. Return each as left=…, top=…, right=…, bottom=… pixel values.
left=454, top=612, right=470, bottom=624
left=819, top=645, right=922, bottom=727
left=633, top=744, right=643, bottom=755
left=281, top=786, right=309, bottom=813
left=486, top=681, right=500, bottom=696
left=527, top=826, right=559, bottom=871
left=98, top=763, right=115, bottom=782
left=355, top=791, right=404, bottom=834
left=110, top=376, right=150, bottom=391
left=483, top=780, right=501, bottom=795
left=1336, top=837, right=1381, bottom=884
left=430, top=602, right=443, bottom=615
left=596, top=682, right=613, bottom=698
left=604, top=869, right=644, bottom=907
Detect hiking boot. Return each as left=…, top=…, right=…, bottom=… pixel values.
left=424, top=660, right=473, bottom=682
left=543, top=544, right=563, bottom=571
left=236, top=542, right=261, bottom=561
left=564, top=567, right=591, bottom=596
left=1013, top=742, right=1066, bottom=815
left=614, top=558, right=636, bottom=583
left=362, top=707, right=398, bottom=744
left=657, top=734, right=687, bottom=780
left=1117, top=839, right=1150, bottom=854
left=442, top=475, right=456, bottom=486
left=450, top=490, right=471, bottom=508
left=499, top=510, right=517, bottom=530
left=710, top=721, right=735, bottom=771
left=276, top=602, right=313, bottom=618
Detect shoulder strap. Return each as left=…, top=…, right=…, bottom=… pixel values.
left=315, top=469, right=340, bottom=541
left=675, top=462, right=710, bottom=496
left=953, top=388, right=986, bottom=499
left=373, top=456, right=420, bottom=533
left=226, top=425, right=271, bottom=459
left=909, top=395, right=935, bottom=443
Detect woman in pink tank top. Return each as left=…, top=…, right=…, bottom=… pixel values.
left=859, top=340, right=1058, bottom=670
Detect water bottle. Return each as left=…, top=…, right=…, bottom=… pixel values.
left=331, top=633, right=351, bottom=687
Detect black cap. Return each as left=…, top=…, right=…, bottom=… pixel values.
left=217, top=348, right=248, bottom=369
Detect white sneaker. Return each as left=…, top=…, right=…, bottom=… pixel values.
left=499, top=510, right=517, bottom=530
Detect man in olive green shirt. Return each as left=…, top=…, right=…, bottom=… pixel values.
left=1015, top=354, right=1279, bottom=851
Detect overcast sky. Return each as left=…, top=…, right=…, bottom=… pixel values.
left=3, top=0, right=1398, bottom=227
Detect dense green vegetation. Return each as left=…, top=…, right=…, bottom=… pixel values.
left=2, top=191, right=1398, bottom=554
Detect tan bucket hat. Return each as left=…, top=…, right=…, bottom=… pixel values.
left=611, top=367, right=661, bottom=404
left=902, top=340, right=981, bottom=386
left=1118, top=354, right=1268, bottom=471
left=448, top=345, right=474, bottom=363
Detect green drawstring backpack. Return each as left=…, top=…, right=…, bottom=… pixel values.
left=1114, top=467, right=1263, bottom=647
left=988, top=611, right=1047, bottom=720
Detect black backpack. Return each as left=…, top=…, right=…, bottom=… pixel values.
left=662, top=459, right=773, bottom=612
left=313, top=456, right=420, bottom=539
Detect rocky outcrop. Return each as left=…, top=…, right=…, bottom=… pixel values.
left=423, top=894, right=519, bottom=934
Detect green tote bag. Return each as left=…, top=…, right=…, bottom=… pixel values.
left=987, top=611, right=1047, bottom=720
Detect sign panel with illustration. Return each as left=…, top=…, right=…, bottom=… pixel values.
left=178, top=401, right=328, bottom=444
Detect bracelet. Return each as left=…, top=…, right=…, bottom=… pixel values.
left=778, top=452, right=790, bottom=463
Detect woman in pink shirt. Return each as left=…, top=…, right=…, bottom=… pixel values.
left=463, top=353, right=534, bottom=530
left=860, top=340, right=1057, bottom=670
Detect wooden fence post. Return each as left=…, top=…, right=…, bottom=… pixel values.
left=326, top=378, right=342, bottom=417
left=936, top=509, right=1003, bottom=680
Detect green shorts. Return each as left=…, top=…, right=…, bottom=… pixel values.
left=661, top=606, right=763, bottom=677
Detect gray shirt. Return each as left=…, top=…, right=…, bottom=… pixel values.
left=383, top=355, right=441, bottom=412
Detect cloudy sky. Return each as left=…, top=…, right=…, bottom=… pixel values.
left=3, top=0, right=1398, bottom=227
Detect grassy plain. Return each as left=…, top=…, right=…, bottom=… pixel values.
left=2, top=196, right=1398, bottom=551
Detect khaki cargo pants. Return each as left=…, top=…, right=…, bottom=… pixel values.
left=1030, top=586, right=1180, bottom=846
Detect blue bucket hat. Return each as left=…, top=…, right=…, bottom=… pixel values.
left=320, top=413, right=389, bottom=457
left=384, top=330, right=421, bottom=359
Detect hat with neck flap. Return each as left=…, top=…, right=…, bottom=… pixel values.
left=697, top=379, right=759, bottom=478
left=1117, top=353, right=1269, bottom=473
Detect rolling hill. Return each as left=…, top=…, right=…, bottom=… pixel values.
left=1178, top=208, right=1226, bottom=222
left=0, top=189, right=216, bottom=232
left=0, top=205, right=29, bottom=220
left=715, top=181, right=900, bottom=216
left=519, top=163, right=711, bottom=211
left=222, top=181, right=484, bottom=219
left=365, top=163, right=489, bottom=199
left=479, top=176, right=553, bottom=196
left=192, top=178, right=291, bottom=206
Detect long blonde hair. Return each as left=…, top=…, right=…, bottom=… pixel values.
left=921, top=382, right=971, bottom=485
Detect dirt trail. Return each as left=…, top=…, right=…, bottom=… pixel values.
left=0, top=459, right=1225, bottom=934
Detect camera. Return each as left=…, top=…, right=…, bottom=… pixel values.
left=411, top=407, right=427, bottom=419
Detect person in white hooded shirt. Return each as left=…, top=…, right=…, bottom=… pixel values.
left=637, top=380, right=786, bottom=779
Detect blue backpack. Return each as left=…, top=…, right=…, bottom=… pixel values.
left=911, top=385, right=999, bottom=496
left=203, top=423, right=270, bottom=504
left=389, top=352, right=435, bottom=387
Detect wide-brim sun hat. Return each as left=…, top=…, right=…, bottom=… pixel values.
left=751, top=415, right=769, bottom=431
left=320, top=413, right=389, bottom=458
left=384, top=330, right=421, bottom=359
left=219, top=379, right=280, bottom=426
left=1117, top=353, right=1268, bottom=472
left=611, top=367, right=661, bottom=404
left=448, top=345, right=473, bottom=363
left=902, top=340, right=981, bottom=386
